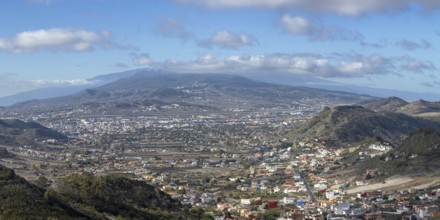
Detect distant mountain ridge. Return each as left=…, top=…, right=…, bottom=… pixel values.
left=398, top=99, right=440, bottom=115
left=360, top=96, right=409, bottom=112
left=4, top=73, right=372, bottom=115
left=2, top=68, right=439, bottom=106
left=290, top=105, right=440, bottom=146
left=0, top=69, right=151, bottom=106
left=360, top=97, right=440, bottom=121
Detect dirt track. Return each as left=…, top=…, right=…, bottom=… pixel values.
left=346, top=175, right=440, bottom=194
left=346, top=175, right=414, bottom=194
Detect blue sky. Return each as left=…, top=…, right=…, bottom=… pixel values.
left=0, top=0, right=439, bottom=98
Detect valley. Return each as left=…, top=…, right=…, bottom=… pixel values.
left=0, top=74, right=439, bottom=219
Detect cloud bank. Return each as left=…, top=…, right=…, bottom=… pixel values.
left=280, top=15, right=364, bottom=41
left=0, top=75, right=94, bottom=97
left=177, top=0, right=440, bottom=16
left=155, top=53, right=435, bottom=78
left=0, top=28, right=111, bottom=53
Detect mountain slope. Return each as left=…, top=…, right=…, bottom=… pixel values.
left=6, top=73, right=372, bottom=116
left=361, top=97, right=440, bottom=122
left=397, top=127, right=440, bottom=156
left=0, top=119, right=67, bottom=147
left=0, top=69, right=153, bottom=107
left=290, top=105, right=440, bottom=146
left=2, top=68, right=439, bottom=106
left=0, top=165, right=85, bottom=219
left=359, top=96, right=409, bottom=112
left=386, top=127, right=440, bottom=173
left=0, top=85, right=94, bottom=107
left=56, top=173, right=185, bottom=219
left=361, top=128, right=440, bottom=176
left=0, top=165, right=193, bottom=219
left=397, top=99, right=440, bottom=115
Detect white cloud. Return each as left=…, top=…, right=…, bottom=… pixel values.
left=280, top=15, right=310, bottom=34
left=280, top=15, right=364, bottom=42
left=154, top=17, right=192, bottom=41
left=335, top=54, right=394, bottom=77
left=31, top=79, right=93, bottom=87
left=155, top=53, right=434, bottom=78
left=198, top=30, right=256, bottom=49
left=132, top=53, right=153, bottom=65
left=177, top=0, right=440, bottom=16
left=0, top=28, right=111, bottom=53
left=0, top=75, right=94, bottom=97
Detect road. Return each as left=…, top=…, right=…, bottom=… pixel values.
left=296, top=168, right=318, bottom=202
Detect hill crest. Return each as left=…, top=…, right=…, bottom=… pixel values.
left=291, top=105, right=440, bottom=146
left=0, top=119, right=67, bottom=147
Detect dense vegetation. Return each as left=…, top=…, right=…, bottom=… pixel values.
left=399, top=127, right=440, bottom=155
left=56, top=173, right=183, bottom=219
left=0, top=165, right=202, bottom=219
left=0, top=165, right=84, bottom=219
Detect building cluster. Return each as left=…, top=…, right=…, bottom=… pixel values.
left=1, top=106, right=439, bottom=219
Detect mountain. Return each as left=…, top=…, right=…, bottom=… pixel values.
left=398, top=99, right=440, bottom=115
left=243, top=72, right=440, bottom=102
left=361, top=128, right=440, bottom=176
left=361, top=97, right=440, bottom=115
left=359, top=96, right=409, bottom=112
left=0, top=69, right=151, bottom=107
left=0, top=119, right=67, bottom=147
left=0, top=85, right=94, bottom=107
left=360, top=97, right=440, bottom=121
left=2, top=68, right=438, bottom=106
left=314, top=84, right=440, bottom=102
left=5, top=73, right=372, bottom=116
left=290, top=105, right=440, bottom=146
left=0, top=165, right=194, bottom=219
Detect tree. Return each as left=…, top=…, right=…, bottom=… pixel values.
left=34, top=176, right=51, bottom=188
left=177, top=188, right=187, bottom=195
left=262, top=210, right=280, bottom=220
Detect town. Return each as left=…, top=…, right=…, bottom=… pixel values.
left=1, top=105, right=439, bottom=220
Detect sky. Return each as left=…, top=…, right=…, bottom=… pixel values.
left=0, top=0, right=439, bottom=98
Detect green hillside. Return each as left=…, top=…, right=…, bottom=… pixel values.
left=0, top=165, right=201, bottom=219
left=291, top=105, right=440, bottom=146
